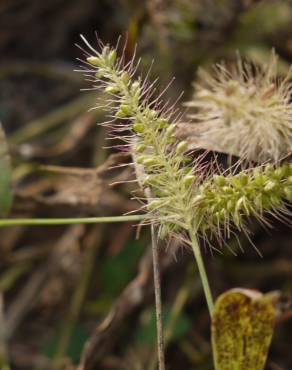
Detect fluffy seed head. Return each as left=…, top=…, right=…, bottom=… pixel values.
left=186, top=51, right=292, bottom=163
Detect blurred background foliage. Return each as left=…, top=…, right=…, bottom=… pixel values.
left=0, top=0, right=292, bottom=369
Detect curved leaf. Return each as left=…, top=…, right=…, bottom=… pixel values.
left=212, top=288, right=277, bottom=370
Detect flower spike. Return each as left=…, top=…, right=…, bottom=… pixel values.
left=186, top=51, right=292, bottom=163
left=79, top=37, right=292, bottom=247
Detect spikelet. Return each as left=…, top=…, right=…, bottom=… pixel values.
left=186, top=51, right=292, bottom=163
left=79, top=36, right=291, bottom=247
left=78, top=35, right=200, bottom=237
left=194, top=163, right=292, bottom=242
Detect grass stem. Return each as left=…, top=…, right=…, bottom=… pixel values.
left=189, top=229, right=214, bottom=316
left=151, top=223, right=166, bottom=370
left=0, top=215, right=146, bottom=228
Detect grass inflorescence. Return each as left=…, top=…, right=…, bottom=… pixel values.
left=78, top=35, right=292, bottom=370
left=79, top=36, right=200, bottom=238
left=196, top=163, right=292, bottom=241
left=186, top=51, right=292, bottom=163
left=80, top=37, right=291, bottom=246
left=79, top=35, right=292, bottom=320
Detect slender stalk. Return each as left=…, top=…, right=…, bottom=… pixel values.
left=151, top=223, right=166, bottom=370
left=0, top=215, right=146, bottom=228
left=188, top=229, right=214, bottom=316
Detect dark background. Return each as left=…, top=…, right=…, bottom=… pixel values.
left=0, top=1, right=292, bottom=369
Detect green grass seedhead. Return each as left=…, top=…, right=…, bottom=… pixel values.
left=196, top=163, right=292, bottom=242
left=81, top=38, right=291, bottom=247
left=80, top=35, right=292, bottom=332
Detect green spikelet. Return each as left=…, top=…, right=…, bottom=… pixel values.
left=195, top=163, right=292, bottom=235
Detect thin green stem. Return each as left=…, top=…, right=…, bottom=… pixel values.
left=0, top=215, right=146, bottom=228
left=150, top=223, right=166, bottom=370
left=188, top=228, right=214, bottom=316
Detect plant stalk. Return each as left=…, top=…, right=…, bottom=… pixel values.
left=151, top=223, right=166, bottom=370
left=0, top=215, right=146, bottom=228
left=189, top=229, right=214, bottom=316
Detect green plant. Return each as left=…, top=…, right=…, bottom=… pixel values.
left=81, top=36, right=289, bottom=291
left=1, top=36, right=291, bottom=370
left=79, top=36, right=291, bottom=370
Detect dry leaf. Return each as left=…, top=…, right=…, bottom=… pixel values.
left=212, top=288, right=277, bottom=370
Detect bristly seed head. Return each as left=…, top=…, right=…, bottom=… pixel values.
left=186, top=51, right=292, bottom=163
left=195, top=163, right=292, bottom=242
left=79, top=36, right=292, bottom=249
